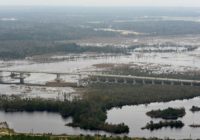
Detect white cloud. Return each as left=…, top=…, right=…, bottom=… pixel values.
left=0, top=0, right=200, bottom=7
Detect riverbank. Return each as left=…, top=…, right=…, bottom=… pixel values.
left=0, top=133, right=164, bottom=140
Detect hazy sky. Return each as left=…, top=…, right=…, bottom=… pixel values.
left=0, top=0, right=200, bottom=7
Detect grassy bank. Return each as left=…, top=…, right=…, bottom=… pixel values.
left=84, top=84, right=200, bottom=107
left=0, top=134, right=163, bottom=140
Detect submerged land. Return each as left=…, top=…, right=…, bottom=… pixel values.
left=0, top=6, right=200, bottom=139
left=0, top=84, right=200, bottom=134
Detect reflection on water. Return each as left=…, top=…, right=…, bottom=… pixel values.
left=106, top=97, right=200, bottom=139
left=1, top=98, right=200, bottom=139
left=0, top=111, right=107, bottom=135
left=0, top=49, right=200, bottom=138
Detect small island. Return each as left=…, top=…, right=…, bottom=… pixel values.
left=142, top=120, right=184, bottom=130
left=66, top=122, right=129, bottom=134
left=146, top=107, right=186, bottom=119
left=190, top=106, right=200, bottom=112
left=189, top=124, right=200, bottom=128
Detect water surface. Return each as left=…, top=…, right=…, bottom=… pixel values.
left=107, top=97, right=200, bottom=139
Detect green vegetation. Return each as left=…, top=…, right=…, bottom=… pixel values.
left=190, top=106, right=200, bottom=112
left=104, top=64, right=200, bottom=80
left=142, top=120, right=184, bottom=131
left=84, top=84, right=200, bottom=107
left=189, top=124, right=200, bottom=128
left=0, top=84, right=200, bottom=134
left=0, top=43, right=127, bottom=60
left=0, top=96, right=129, bottom=134
left=0, top=135, right=51, bottom=140
left=146, top=107, right=186, bottom=120
left=1, top=7, right=200, bottom=61
left=0, top=134, right=163, bottom=140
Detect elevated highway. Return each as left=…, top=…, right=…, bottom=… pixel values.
left=0, top=70, right=200, bottom=87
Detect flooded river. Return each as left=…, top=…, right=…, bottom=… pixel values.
left=0, top=97, right=200, bottom=139
left=1, top=47, right=200, bottom=74
left=107, top=97, right=200, bottom=139
left=0, top=111, right=107, bottom=135
left=0, top=47, right=200, bottom=139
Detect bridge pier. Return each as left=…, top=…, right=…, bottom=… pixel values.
left=181, top=82, right=184, bottom=86
left=133, top=79, right=136, bottom=85
left=142, top=79, right=146, bottom=85
left=171, top=81, right=174, bottom=86
left=115, top=78, right=118, bottom=83
left=55, top=73, right=62, bottom=83
left=0, top=71, right=3, bottom=83
left=96, top=77, right=100, bottom=83
left=77, top=79, right=84, bottom=87
left=20, top=73, right=25, bottom=84
left=77, top=80, right=81, bottom=87
left=77, top=74, right=82, bottom=87
left=191, top=82, right=193, bottom=86
left=152, top=80, right=155, bottom=85
left=78, top=74, right=82, bottom=80
left=161, top=81, right=164, bottom=85
left=124, top=78, right=127, bottom=84
left=105, top=78, right=109, bottom=83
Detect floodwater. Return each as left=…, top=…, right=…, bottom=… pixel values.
left=0, top=47, right=200, bottom=75
left=1, top=48, right=200, bottom=100
left=0, top=47, right=200, bottom=139
left=106, top=97, right=200, bottom=139
left=0, top=111, right=107, bottom=135
left=1, top=97, right=200, bottom=139
left=0, top=84, right=76, bottom=100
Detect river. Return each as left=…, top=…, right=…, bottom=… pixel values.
left=107, top=97, right=200, bottom=139
left=1, top=97, right=200, bottom=139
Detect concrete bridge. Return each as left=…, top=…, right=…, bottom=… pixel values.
left=0, top=70, right=84, bottom=87
left=0, top=70, right=200, bottom=87
left=89, top=74, right=200, bottom=87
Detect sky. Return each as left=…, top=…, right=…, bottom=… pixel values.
left=0, top=0, right=200, bottom=7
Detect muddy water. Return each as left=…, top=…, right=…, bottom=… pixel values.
left=106, top=97, right=200, bottom=139
left=1, top=47, right=200, bottom=74
left=0, top=97, right=200, bottom=139
left=0, top=84, right=77, bottom=100
left=0, top=48, right=200, bottom=138
left=0, top=111, right=107, bottom=135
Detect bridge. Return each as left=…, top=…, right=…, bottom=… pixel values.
left=0, top=70, right=83, bottom=86
left=89, top=74, right=200, bottom=87
left=0, top=70, right=200, bottom=87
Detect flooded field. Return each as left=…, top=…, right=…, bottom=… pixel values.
left=1, top=6, right=200, bottom=139
left=0, top=46, right=200, bottom=138
left=0, top=85, right=76, bottom=100
left=0, top=46, right=200, bottom=100
left=1, top=47, right=200, bottom=74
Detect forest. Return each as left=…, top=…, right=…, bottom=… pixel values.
left=0, top=43, right=127, bottom=60
left=0, top=134, right=163, bottom=140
